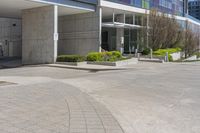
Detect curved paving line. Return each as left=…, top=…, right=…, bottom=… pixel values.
left=0, top=81, right=124, bottom=133
left=86, top=95, right=125, bottom=133
left=64, top=99, right=71, bottom=133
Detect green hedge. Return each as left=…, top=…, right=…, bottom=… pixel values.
left=87, top=51, right=123, bottom=62
left=194, top=52, right=200, bottom=58
left=57, top=55, right=85, bottom=62
left=57, top=51, right=124, bottom=62
left=153, top=48, right=181, bottom=61
left=141, top=48, right=151, bottom=55
left=86, top=52, right=104, bottom=62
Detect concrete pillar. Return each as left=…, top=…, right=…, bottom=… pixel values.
left=116, top=28, right=124, bottom=51
left=112, top=11, right=115, bottom=23
left=133, top=14, right=135, bottom=25
left=53, top=5, right=58, bottom=63
left=98, top=6, right=102, bottom=52
left=146, top=13, right=149, bottom=48
left=116, top=14, right=124, bottom=51
left=22, top=5, right=58, bottom=64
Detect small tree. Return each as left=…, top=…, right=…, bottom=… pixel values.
left=147, top=9, right=182, bottom=50
left=181, top=21, right=200, bottom=58
left=162, top=15, right=182, bottom=48
left=139, top=9, right=200, bottom=58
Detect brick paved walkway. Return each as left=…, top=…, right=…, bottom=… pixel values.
left=0, top=81, right=124, bottom=133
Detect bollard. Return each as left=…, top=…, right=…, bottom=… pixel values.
left=135, top=49, right=138, bottom=57
left=137, top=53, right=140, bottom=60
left=150, top=49, right=153, bottom=59
left=120, top=47, right=124, bottom=55
left=166, top=52, right=169, bottom=62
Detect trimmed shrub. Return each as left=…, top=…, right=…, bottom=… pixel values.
left=57, top=55, right=85, bottom=62
left=111, top=51, right=122, bottom=58
left=194, top=52, right=200, bottom=58
left=86, top=52, right=103, bottom=61
left=168, top=55, right=173, bottom=62
left=141, top=48, right=151, bottom=55
left=86, top=51, right=123, bottom=62
left=108, top=56, right=118, bottom=62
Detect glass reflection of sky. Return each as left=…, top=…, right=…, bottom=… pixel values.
left=106, top=0, right=184, bottom=16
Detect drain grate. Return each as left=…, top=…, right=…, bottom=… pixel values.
left=0, top=81, right=16, bottom=86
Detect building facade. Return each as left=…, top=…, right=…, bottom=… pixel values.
left=0, top=0, right=199, bottom=64
left=106, top=0, right=185, bottom=16
left=189, top=0, right=200, bottom=20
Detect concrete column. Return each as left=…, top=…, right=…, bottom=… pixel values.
left=112, top=10, right=115, bottom=23
left=116, top=14, right=124, bottom=51
left=123, top=13, right=126, bottom=24
left=133, top=14, right=135, bottom=25
left=53, top=5, right=58, bottom=62
left=116, top=28, right=124, bottom=51
left=146, top=12, right=149, bottom=48
left=22, top=5, right=58, bottom=64
left=98, top=6, right=102, bottom=52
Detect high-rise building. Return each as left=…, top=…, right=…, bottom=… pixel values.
left=189, top=0, right=200, bottom=20
left=0, top=0, right=199, bottom=64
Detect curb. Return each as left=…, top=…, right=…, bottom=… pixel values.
left=45, top=64, right=128, bottom=72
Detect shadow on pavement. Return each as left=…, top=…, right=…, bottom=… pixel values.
left=0, top=57, right=22, bottom=69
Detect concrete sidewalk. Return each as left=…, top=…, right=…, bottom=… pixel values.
left=0, top=67, right=124, bottom=133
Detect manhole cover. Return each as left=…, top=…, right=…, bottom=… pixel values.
left=0, top=81, right=16, bottom=86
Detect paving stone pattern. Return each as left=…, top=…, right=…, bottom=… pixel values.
left=0, top=81, right=124, bottom=133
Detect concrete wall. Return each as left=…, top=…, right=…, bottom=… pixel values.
left=58, top=10, right=100, bottom=55
left=0, top=18, right=22, bottom=57
left=22, top=6, right=57, bottom=64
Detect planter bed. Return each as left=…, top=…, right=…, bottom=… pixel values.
left=183, top=55, right=197, bottom=61
left=56, top=62, right=86, bottom=66
left=87, top=58, right=138, bottom=67
left=139, top=58, right=165, bottom=63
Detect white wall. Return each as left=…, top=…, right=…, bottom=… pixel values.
left=170, top=52, right=181, bottom=61
left=0, top=18, right=22, bottom=57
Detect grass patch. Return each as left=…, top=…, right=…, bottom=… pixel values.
left=153, top=48, right=181, bottom=55
left=153, top=48, right=181, bottom=61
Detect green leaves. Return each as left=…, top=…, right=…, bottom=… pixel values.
left=86, top=51, right=123, bottom=62
left=57, top=55, right=86, bottom=62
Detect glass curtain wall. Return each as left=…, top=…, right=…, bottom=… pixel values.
left=101, top=8, right=147, bottom=53
left=124, top=29, right=138, bottom=54
left=105, top=0, right=184, bottom=16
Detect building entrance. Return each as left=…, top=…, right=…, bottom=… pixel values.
left=0, top=18, right=22, bottom=58
left=124, top=29, right=138, bottom=54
